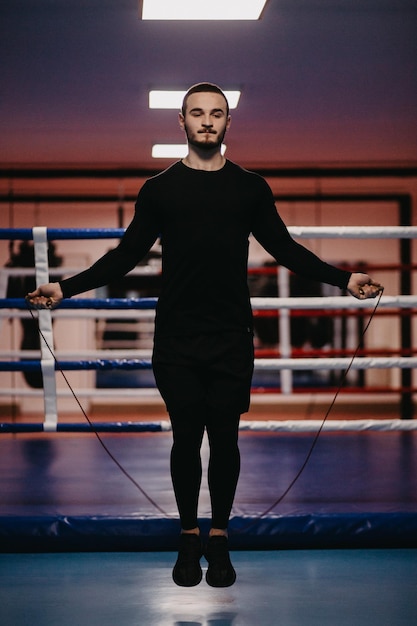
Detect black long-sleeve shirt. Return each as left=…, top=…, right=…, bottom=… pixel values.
left=60, top=160, right=351, bottom=337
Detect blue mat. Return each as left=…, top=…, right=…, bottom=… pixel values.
left=1, top=430, right=416, bottom=551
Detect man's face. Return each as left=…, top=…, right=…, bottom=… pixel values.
left=179, top=92, right=231, bottom=151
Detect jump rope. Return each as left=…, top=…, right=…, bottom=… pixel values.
left=26, top=287, right=384, bottom=523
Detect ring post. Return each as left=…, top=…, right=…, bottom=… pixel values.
left=33, top=227, right=58, bottom=431
left=278, top=267, right=292, bottom=393
left=399, top=196, right=414, bottom=419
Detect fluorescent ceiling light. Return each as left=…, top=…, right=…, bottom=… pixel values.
left=149, top=90, right=241, bottom=109
left=141, top=1, right=267, bottom=20
left=152, top=144, right=227, bottom=158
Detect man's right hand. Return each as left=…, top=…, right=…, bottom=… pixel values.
left=26, top=283, right=64, bottom=309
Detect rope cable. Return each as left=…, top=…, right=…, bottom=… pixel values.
left=26, top=288, right=384, bottom=524
left=27, top=304, right=171, bottom=518
left=246, top=288, right=384, bottom=522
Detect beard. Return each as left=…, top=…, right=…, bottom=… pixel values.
left=184, top=123, right=227, bottom=152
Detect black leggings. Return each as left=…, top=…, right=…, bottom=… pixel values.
left=169, top=404, right=241, bottom=530
left=153, top=332, right=253, bottom=529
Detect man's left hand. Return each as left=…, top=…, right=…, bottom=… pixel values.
left=347, top=273, right=384, bottom=300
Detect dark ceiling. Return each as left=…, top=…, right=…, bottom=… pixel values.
left=2, top=0, right=417, bottom=169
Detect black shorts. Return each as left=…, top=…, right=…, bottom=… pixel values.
left=152, top=331, right=254, bottom=415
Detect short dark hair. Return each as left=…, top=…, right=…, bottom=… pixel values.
left=181, top=82, right=230, bottom=116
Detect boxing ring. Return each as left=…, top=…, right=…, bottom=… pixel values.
left=0, top=226, right=416, bottom=624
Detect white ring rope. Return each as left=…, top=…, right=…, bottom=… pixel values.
left=0, top=349, right=153, bottom=359
left=251, top=295, right=417, bottom=309
left=238, top=419, right=417, bottom=432
left=0, top=387, right=160, bottom=398
left=254, top=357, right=417, bottom=370
left=0, top=266, right=160, bottom=277
left=287, top=226, right=417, bottom=239
left=0, top=309, right=156, bottom=319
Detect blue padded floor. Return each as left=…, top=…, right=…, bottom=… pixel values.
left=1, top=549, right=416, bottom=626
left=0, top=426, right=416, bottom=551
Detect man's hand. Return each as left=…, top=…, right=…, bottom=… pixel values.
left=347, top=273, right=383, bottom=300
left=26, top=282, right=64, bottom=309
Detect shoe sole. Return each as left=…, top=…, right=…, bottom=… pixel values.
left=205, top=569, right=236, bottom=588
left=172, top=568, right=203, bottom=587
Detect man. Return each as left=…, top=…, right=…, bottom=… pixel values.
left=27, top=82, right=382, bottom=588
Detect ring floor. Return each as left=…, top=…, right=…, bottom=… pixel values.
left=1, top=424, right=416, bottom=624
left=1, top=549, right=416, bottom=626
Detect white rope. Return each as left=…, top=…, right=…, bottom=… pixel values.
left=0, top=309, right=156, bottom=319
left=1, top=408, right=415, bottom=431
left=0, top=387, right=161, bottom=398
left=287, top=226, right=417, bottom=239
left=0, top=349, right=154, bottom=359
left=254, top=357, right=417, bottom=370
left=130, top=418, right=417, bottom=432
left=238, top=419, right=417, bottom=432
left=251, top=295, right=417, bottom=309
left=0, top=266, right=160, bottom=277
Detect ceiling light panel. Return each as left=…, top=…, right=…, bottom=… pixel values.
left=149, top=90, right=241, bottom=109
left=152, top=144, right=227, bottom=158
left=141, top=1, right=267, bottom=20
left=152, top=144, right=188, bottom=158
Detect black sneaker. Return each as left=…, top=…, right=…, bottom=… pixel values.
left=205, top=535, right=236, bottom=587
left=172, top=533, right=203, bottom=587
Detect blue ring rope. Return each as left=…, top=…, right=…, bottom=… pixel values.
left=1, top=298, right=158, bottom=309
left=0, top=228, right=125, bottom=240
left=0, top=359, right=152, bottom=372
left=0, top=422, right=164, bottom=433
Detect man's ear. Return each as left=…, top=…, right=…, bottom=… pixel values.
left=178, top=111, right=185, bottom=130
